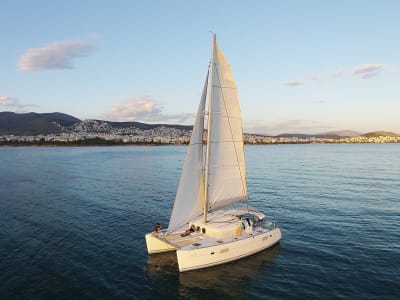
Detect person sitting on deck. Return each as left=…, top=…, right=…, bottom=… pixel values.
left=152, top=223, right=162, bottom=234
left=181, top=224, right=196, bottom=237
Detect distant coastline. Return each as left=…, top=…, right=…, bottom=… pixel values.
left=1, top=112, right=399, bottom=146
left=1, top=134, right=400, bottom=146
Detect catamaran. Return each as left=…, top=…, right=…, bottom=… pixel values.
left=145, top=34, right=281, bottom=272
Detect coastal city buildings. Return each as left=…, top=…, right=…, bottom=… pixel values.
left=1, top=119, right=399, bottom=145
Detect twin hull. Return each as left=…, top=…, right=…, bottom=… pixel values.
left=146, top=228, right=281, bottom=272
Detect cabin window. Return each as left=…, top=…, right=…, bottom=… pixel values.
left=202, top=228, right=206, bottom=234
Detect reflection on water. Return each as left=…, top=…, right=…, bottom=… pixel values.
left=146, top=244, right=281, bottom=299
left=146, top=251, right=178, bottom=276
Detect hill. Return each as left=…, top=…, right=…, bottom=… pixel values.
left=0, top=112, right=192, bottom=136
left=275, top=130, right=362, bottom=138
left=362, top=131, right=400, bottom=137
left=275, top=133, right=317, bottom=138
left=1, top=112, right=399, bottom=138
left=106, top=121, right=192, bottom=131
left=0, top=112, right=80, bottom=135
left=318, top=130, right=361, bottom=137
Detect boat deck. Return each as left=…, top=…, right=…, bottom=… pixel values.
left=179, top=226, right=273, bottom=251
left=155, top=207, right=276, bottom=251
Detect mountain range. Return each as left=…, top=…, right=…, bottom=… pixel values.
left=0, top=112, right=80, bottom=136
left=0, top=111, right=399, bottom=137
left=0, top=112, right=192, bottom=136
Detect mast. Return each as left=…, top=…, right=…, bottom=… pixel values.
left=203, top=33, right=216, bottom=223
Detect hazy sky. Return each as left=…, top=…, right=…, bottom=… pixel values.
left=1, top=0, right=399, bottom=134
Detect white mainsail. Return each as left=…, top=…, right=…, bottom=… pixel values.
left=206, top=39, right=248, bottom=211
left=167, top=72, right=208, bottom=233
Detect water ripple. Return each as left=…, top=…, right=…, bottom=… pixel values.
left=0, top=145, right=399, bottom=299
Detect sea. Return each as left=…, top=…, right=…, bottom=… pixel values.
left=0, top=144, right=399, bottom=299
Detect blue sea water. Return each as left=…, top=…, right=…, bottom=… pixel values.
left=0, top=144, right=399, bottom=299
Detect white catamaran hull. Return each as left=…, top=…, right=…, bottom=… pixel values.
left=176, top=228, right=281, bottom=272
left=145, top=233, right=177, bottom=254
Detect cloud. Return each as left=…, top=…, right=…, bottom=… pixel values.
left=100, top=96, right=194, bottom=124
left=284, top=63, right=385, bottom=86
left=18, top=39, right=95, bottom=71
left=283, top=80, right=303, bottom=87
left=352, top=64, right=384, bottom=74
left=360, top=72, right=380, bottom=80
left=0, top=96, right=36, bottom=111
left=352, top=64, right=385, bottom=80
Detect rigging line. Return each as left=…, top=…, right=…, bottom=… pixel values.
left=213, top=51, right=248, bottom=201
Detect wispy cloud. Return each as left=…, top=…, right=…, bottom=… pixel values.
left=352, top=63, right=385, bottom=79
left=284, top=63, right=385, bottom=86
left=18, top=39, right=95, bottom=71
left=0, top=96, right=36, bottom=111
left=352, top=64, right=384, bottom=74
left=283, top=70, right=343, bottom=87
left=100, top=96, right=194, bottom=124
left=283, top=80, right=303, bottom=87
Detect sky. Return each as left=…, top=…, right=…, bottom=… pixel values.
left=1, top=0, right=399, bottom=135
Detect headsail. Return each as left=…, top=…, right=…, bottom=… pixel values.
left=167, top=72, right=208, bottom=233
left=206, top=36, right=248, bottom=212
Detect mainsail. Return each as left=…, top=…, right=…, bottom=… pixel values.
left=167, top=34, right=247, bottom=232
left=206, top=37, right=248, bottom=211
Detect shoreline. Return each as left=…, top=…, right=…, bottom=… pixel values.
left=1, top=141, right=400, bottom=147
